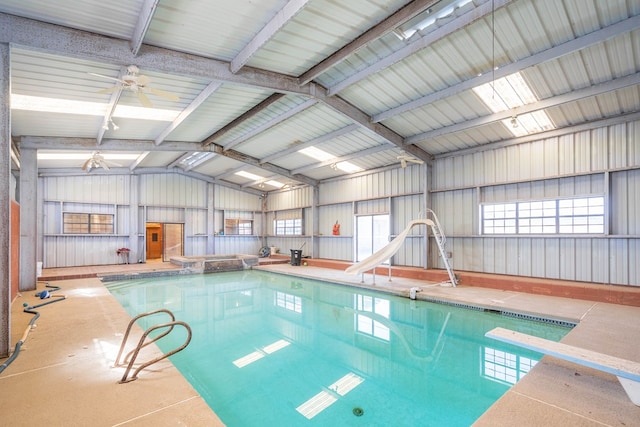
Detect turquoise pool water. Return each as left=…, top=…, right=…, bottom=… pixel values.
left=107, top=270, right=571, bottom=426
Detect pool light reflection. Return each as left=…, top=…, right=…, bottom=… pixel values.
left=296, top=372, right=365, bottom=419
left=232, top=339, right=291, bottom=368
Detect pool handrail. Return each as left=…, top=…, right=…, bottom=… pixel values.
left=115, top=309, right=192, bottom=384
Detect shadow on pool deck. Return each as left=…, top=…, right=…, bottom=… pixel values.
left=1, top=261, right=639, bottom=426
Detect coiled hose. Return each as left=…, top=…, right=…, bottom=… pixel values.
left=0, top=284, right=66, bottom=375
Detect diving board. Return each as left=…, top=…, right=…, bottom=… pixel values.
left=485, top=327, right=640, bottom=406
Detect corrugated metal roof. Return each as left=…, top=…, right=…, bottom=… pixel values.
left=2, top=0, right=638, bottom=192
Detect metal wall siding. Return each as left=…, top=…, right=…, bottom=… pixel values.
left=139, top=174, right=207, bottom=208
left=214, top=185, right=262, bottom=211
left=43, top=175, right=130, bottom=205
left=319, top=165, right=424, bottom=205
left=267, top=186, right=312, bottom=211
left=319, top=203, right=353, bottom=238
left=146, top=207, right=184, bottom=223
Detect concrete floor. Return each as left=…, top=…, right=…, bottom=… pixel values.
left=1, top=262, right=639, bottom=426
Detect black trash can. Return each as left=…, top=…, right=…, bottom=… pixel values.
left=290, top=249, right=302, bottom=266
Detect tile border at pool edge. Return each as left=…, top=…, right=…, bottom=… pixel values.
left=253, top=266, right=581, bottom=327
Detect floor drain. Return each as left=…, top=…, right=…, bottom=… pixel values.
left=352, top=407, right=364, bottom=417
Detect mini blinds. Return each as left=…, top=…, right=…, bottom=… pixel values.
left=63, top=212, right=114, bottom=234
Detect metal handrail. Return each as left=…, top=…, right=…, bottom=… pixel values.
left=114, top=308, right=176, bottom=367
left=115, top=309, right=192, bottom=384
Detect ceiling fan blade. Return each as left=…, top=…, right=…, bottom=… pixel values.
left=104, top=160, right=122, bottom=167
left=81, top=158, right=91, bottom=171
left=97, top=86, right=124, bottom=94
left=137, top=91, right=153, bottom=108
left=89, top=72, right=126, bottom=84
left=135, top=75, right=151, bottom=86
left=146, top=87, right=180, bottom=102
left=101, top=162, right=110, bottom=171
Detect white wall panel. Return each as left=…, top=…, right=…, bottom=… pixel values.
left=355, top=198, right=388, bottom=215
left=215, top=237, right=261, bottom=256
left=215, top=184, right=262, bottom=210
left=146, top=207, right=184, bottom=223
left=43, top=236, right=128, bottom=267
left=44, top=175, right=130, bottom=204
left=319, top=165, right=423, bottom=205
left=140, top=174, right=207, bottom=208
left=266, top=186, right=312, bottom=211
left=319, top=203, right=352, bottom=237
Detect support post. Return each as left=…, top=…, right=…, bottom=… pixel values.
left=18, top=148, right=37, bottom=292
left=0, top=43, right=10, bottom=357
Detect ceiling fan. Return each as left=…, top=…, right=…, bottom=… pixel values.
left=397, top=155, right=425, bottom=168
left=81, top=152, right=121, bottom=172
left=89, top=65, right=179, bottom=108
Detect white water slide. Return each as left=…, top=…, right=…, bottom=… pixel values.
left=345, top=217, right=458, bottom=286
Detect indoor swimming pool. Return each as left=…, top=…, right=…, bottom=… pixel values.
left=107, top=270, right=571, bottom=426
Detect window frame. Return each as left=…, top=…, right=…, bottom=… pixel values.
left=63, top=212, right=114, bottom=234
left=481, top=196, right=605, bottom=235
left=273, top=217, right=303, bottom=236
left=224, top=218, right=253, bottom=235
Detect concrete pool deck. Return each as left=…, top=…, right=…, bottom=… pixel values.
left=1, top=261, right=639, bottom=426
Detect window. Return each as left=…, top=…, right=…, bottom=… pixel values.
left=483, top=347, right=538, bottom=385
left=275, top=291, right=302, bottom=313
left=481, top=196, right=604, bottom=235
left=559, top=197, right=604, bottom=233
left=63, top=212, right=114, bottom=234
left=274, top=218, right=302, bottom=235
left=224, top=218, right=253, bottom=235
left=482, top=204, right=516, bottom=234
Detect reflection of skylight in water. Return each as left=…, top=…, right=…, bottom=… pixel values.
left=11, top=94, right=179, bottom=121
left=235, top=171, right=283, bottom=188
left=472, top=72, right=555, bottom=136
left=483, top=347, right=538, bottom=385
left=275, top=291, right=302, bottom=313
left=354, top=294, right=390, bottom=341
left=233, top=339, right=290, bottom=368
left=296, top=372, right=364, bottom=419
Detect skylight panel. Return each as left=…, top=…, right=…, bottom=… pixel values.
left=473, top=72, right=555, bottom=136
left=235, top=171, right=262, bottom=180
left=299, top=146, right=363, bottom=174
left=37, top=152, right=139, bottom=161
left=334, top=161, right=363, bottom=173
left=235, top=171, right=284, bottom=188
left=298, top=146, right=334, bottom=161
left=11, top=94, right=179, bottom=121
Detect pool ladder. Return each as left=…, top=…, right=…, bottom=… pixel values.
left=114, top=309, right=192, bottom=383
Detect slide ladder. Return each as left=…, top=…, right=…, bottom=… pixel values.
left=426, top=209, right=458, bottom=286
left=345, top=212, right=458, bottom=287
